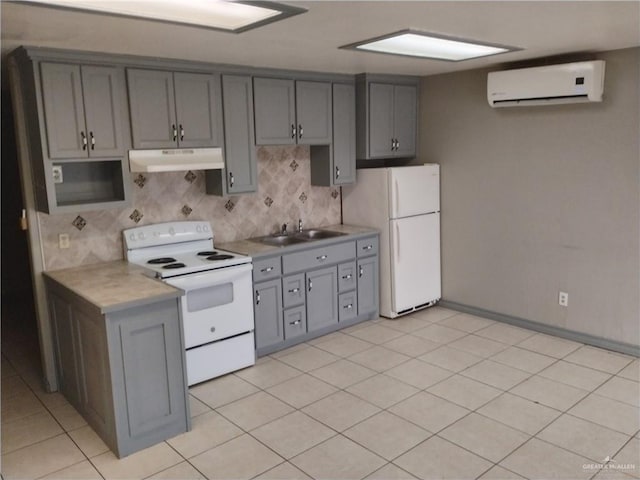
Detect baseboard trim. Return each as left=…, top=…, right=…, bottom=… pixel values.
left=439, top=300, right=640, bottom=358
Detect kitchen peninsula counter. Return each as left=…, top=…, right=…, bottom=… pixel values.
left=43, top=260, right=182, bottom=314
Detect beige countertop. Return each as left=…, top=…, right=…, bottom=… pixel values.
left=44, top=261, right=182, bottom=314
left=219, top=223, right=379, bottom=257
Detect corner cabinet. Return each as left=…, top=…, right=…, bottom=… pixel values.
left=45, top=279, right=190, bottom=458
left=251, top=233, right=379, bottom=356
left=253, top=78, right=332, bottom=146
left=206, top=75, right=258, bottom=195
left=311, top=83, right=356, bottom=186
left=356, top=74, right=419, bottom=160
left=127, top=69, right=223, bottom=149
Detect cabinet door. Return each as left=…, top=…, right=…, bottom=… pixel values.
left=127, top=69, right=177, bottom=149
left=109, top=300, right=187, bottom=449
left=49, top=293, right=83, bottom=405
left=174, top=72, right=223, bottom=148
left=332, top=83, right=356, bottom=185
left=357, top=256, right=379, bottom=316
left=40, top=62, right=87, bottom=159
left=81, top=65, right=127, bottom=157
left=368, top=83, right=395, bottom=158
left=222, top=75, right=258, bottom=194
left=296, top=81, right=332, bottom=145
left=254, top=279, right=283, bottom=350
left=306, top=266, right=338, bottom=332
left=393, top=85, right=417, bottom=158
left=253, top=77, right=296, bottom=145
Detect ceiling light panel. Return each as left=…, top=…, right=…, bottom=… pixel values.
left=343, top=30, right=519, bottom=62
left=23, top=0, right=305, bottom=33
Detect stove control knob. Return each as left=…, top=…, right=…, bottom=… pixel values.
left=196, top=225, right=202, bottom=233
left=203, top=225, right=209, bottom=232
left=129, top=233, right=136, bottom=241
left=169, top=227, right=175, bottom=236
left=138, top=232, right=145, bottom=240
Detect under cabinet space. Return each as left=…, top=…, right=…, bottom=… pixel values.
left=53, top=159, right=127, bottom=207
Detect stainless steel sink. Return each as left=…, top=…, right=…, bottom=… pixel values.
left=252, top=234, right=308, bottom=247
left=294, top=229, right=346, bottom=240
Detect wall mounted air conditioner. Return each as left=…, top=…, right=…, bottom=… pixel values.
left=487, top=60, right=605, bottom=107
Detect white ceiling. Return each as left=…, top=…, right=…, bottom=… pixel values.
left=1, top=1, right=639, bottom=76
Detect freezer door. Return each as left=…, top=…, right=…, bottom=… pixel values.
left=389, top=213, right=441, bottom=313
left=388, top=164, right=439, bottom=219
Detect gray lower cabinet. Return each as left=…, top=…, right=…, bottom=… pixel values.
left=253, top=77, right=332, bottom=146
left=306, top=266, right=339, bottom=332
left=206, top=75, right=258, bottom=195
left=254, top=278, right=283, bottom=350
left=310, top=83, right=356, bottom=187
left=46, top=284, right=189, bottom=458
left=251, top=234, right=379, bottom=356
left=127, top=69, right=223, bottom=149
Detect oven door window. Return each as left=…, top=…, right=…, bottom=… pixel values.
left=186, top=283, right=233, bottom=312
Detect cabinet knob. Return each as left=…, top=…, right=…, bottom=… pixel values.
left=298, top=124, right=303, bottom=139
left=335, top=166, right=340, bottom=178
left=229, top=172, right=234, bottom=188
left=81, top=131, right=87, bottom=150
left=172, top=124, right=178, bottom=142
left=291, top=124, right=296, bottom=139
left=308, top=278, right=313, bottom=292
left=344, top=304, right=353, bottom=309
left=210, top=326, right=216, bottom=333
left=89, top=131, right=95, bottom=150
left=342, top=274, right=352, bottom=280
left=396, top=139, right=400, bottom=150
left=359, top=265, right=364, bottom=278
left=288, top=287, right=300, bottom=294
left=289, top=319, right=301, bottom=326
left=179, top=124, right=185, bottom=141
left=363, top=245, right=373, bottom=250
left=256, top=290, right=260, bottom=304
left=316, top=254, right=328, bottom=261
left=260, top=266, right=273, bottom=273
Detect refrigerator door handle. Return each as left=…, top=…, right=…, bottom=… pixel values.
left=395, top=223, right=400, bottom=261
left=394, top=179, right=400, bottom=217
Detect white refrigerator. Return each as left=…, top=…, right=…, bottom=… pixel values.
left=342, top=164, right=441, bottom=318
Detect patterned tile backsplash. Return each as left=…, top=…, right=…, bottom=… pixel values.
left=39, top=146, right=341, bottom=270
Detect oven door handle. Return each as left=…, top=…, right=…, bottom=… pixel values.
left=164, top=263, right=252, bottom=290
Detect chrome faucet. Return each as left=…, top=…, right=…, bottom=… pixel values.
left=298, top=218, right=303, bottom=233
left=281, top=223, right=288, bottom=235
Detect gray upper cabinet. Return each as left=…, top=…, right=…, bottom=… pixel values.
left=206, top=75, right=258, bottom=195
left=356, top=74, right=419, bottom=160
left=310, top=83, right=355, bottom=187
left=254, top=77, right=332, bottom=146
left=127, top=69, right=222, bottom=149
left=40, top=62, right=127, bottom=159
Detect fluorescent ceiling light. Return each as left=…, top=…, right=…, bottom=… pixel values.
left=23, top=0, right=306, bottom=33
left=343, top=30, right=519, bottom=62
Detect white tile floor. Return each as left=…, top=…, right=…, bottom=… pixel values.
left=2, top=307, right=639, bottom=479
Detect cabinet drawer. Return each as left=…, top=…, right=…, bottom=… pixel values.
left=338, top=291, right=358, bottom=322
left=338, top=261, right=357, bottom=293
left=283, top=273, right=305, bottom=309
left=283, top=305, right=307, bottom=341
left=253, top=257, right=281, bottom=281
left=283, top=241, right=355, bottom=274
left=357, top=236, right=378, bottom=257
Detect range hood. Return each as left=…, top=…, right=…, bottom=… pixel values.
left=128, top=148, right=224, bottom=173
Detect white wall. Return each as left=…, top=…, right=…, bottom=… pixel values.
left=419, top=48, right=639, bottom=346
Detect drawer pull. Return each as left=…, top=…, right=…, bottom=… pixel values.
left=316, top=254, right=328, bottom=261
left=256, top=291, right=261, bottom=305
left=288, top=287, right=300, bottom=294
left=261, top=266, right=274, bottom=273
left=362, top=245, right=373, bottom=251
left=342, top=274, right=352, bottom=280
left=210, top=326, right=216, bottom=333
left=289, top=319, right=301, bottom=326
left=359, top=265, right=364, bottom=278
left=343, top=304, right=353, bottom=309
left=308, top=278, right=313, bottom=292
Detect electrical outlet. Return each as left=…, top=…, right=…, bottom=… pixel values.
left=52, top=165, right=63, bottom=184
left=58, top=233, right=70, bottom=249
left=558, top=291, right=569, bottom=307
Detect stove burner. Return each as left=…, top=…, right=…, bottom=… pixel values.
left=148, top=257, right=177, bottom=264
left=163, top=262, right=186, bottom=269
left=207, top=254, right=234, bottom=261
left=197, top=251, right=218, bottom=256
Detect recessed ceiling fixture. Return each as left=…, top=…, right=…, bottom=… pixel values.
left=342, top=29, right=519, bottom=62
left=22, top=0, right=306, bottom=33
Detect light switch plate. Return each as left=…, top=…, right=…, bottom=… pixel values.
left=58, top=233, right=70, bottom=249
left=52, top=165, right=63, bottom=184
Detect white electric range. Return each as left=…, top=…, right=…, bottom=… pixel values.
left=123, top=221, right=255, bottom=386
